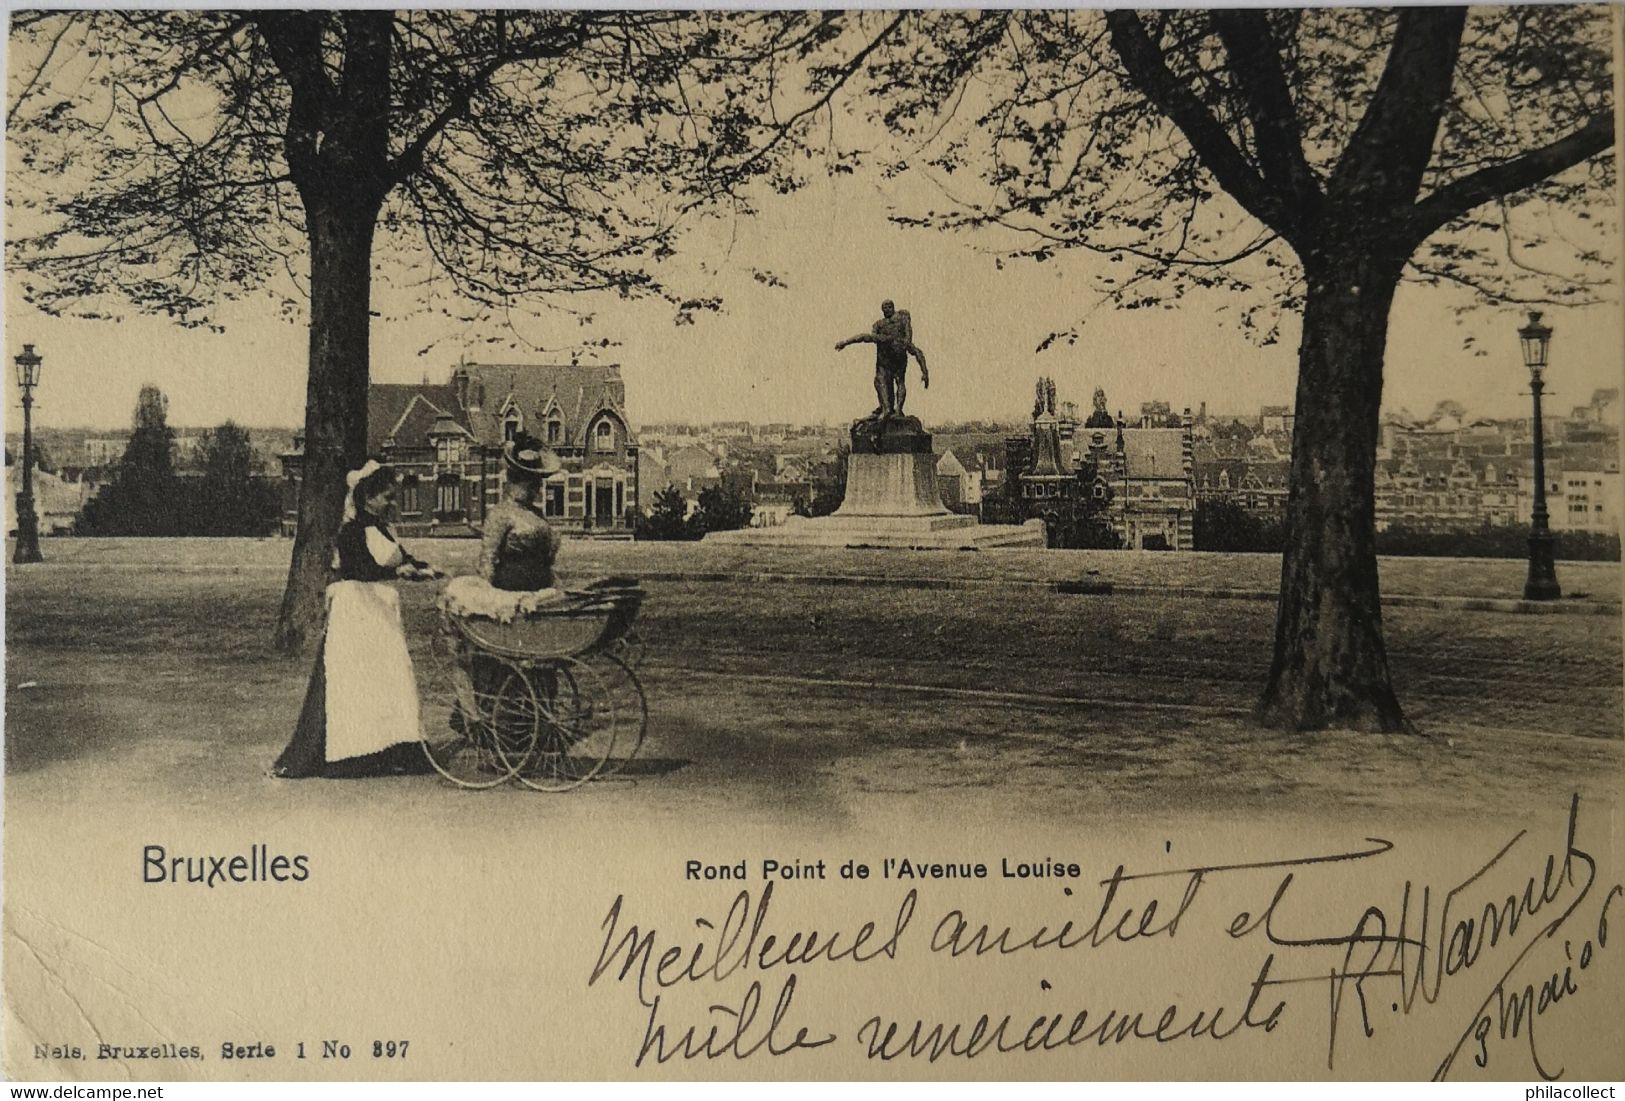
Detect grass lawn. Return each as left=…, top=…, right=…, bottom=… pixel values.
left=24, top=534, right=1624, bottom=604
left=5, top=538, right=1619, bottom=828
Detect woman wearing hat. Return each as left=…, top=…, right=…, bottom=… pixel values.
left=273, top=460, right=443, bottom=778
left=479, top=432, right=565, bottom=592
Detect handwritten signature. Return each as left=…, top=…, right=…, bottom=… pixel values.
left=586, top=795, right=1620, bottom=1077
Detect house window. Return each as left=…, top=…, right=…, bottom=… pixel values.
left=547, top=418, right=562, bottom=444
left=400, top=478, right=420, bottom=515
left=504, top=413, right=521, bottom=442
left=595, top=421, right=615, bottom=452
left=437, top=480, right=461, bottom=514
left=545, top=482, right=565, bottom=517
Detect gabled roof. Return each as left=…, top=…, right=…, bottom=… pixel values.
left=386, top=394, right=455, bottom=449
left=936, top=449, right=968, bottom=477
left=367, top=364, right=632, bottom=453
left=457, top=363, right=627, bottom=448
left=368, top=383, right=458, bottom=453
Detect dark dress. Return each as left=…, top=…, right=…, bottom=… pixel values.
left=479, top=498, right=560, bottom=592
left=466, top=498, right=562, bottom=717
left=272, top=515, right=434, bottom=779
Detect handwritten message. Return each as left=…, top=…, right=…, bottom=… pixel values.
left=588, top=795, right=1621, bottom=1079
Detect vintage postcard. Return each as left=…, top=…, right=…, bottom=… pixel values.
left=4, top=6, right=1623, bottom=1083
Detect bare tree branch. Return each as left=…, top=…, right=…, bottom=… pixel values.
left=1104, top=10, right=1297, bottom=245
left=1406, top=113, right=1613, bottom=244
left=1329, top=8, right=1465, bottom=213
left=1209, top=10, right=1322, bottom=229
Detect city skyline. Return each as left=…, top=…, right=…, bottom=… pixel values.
left=7, top=165, right=1621, bottom=434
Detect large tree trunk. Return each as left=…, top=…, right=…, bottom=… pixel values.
left=272, top=200, right=380, bottom=653
left=1257, top=251, right=1410, bottom=732
left=264, top=11, right=393, bottom=654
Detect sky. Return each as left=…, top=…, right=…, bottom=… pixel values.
left=4, top=31, right=1621, bottom=434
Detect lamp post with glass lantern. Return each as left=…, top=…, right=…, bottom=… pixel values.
left=1519, top=311, right=1559, bottom=601
left=12, top=344, right=45, bottom=564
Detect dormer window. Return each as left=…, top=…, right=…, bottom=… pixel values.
left=503, top=411, right=521, bottom=442
left=595, top=421, right=615, bottom=452
left=547, top=418, right=562, bottom=445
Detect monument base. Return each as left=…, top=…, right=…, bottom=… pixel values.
left=706, top=416, right=1046, bottom=550
left=703, top=512, right=1046, bottom=550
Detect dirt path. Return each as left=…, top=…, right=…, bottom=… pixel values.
left=7, top=547, right=1619, bottom=829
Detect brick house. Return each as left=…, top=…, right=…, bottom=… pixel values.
left=280, top=362, right=639, bottom=537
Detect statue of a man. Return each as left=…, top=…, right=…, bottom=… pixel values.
left=1084, top=385, right=1115, bottom=428
left=835, top=300, right=929, bottom=418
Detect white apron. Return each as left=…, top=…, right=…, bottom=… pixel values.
left=323, top=580, right=421, bottom=761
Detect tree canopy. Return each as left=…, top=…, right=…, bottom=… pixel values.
left=7, top=11, right=890, bottom=335
left=873, top=7, right=1612, bottom=347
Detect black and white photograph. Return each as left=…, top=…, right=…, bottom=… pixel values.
left=4, top=6, right=1623, bottom=1083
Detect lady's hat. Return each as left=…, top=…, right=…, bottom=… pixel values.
left=503, top=437, right=563, bottom=477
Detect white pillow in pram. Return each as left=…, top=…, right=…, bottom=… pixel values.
left=438, top=575, right=565, bottom=623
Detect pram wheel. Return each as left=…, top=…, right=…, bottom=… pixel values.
left=511, top=655, right=617, bottom=792
left=595, top=653, right=648, bottom=775
left=419, top=628, right=539, bottom=788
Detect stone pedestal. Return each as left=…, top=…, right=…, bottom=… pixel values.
left=837, top=450, right=950, bottom=519
left=706, top=416, right=1045, bottom=550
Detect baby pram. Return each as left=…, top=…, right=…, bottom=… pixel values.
left=419, top=577, right=646, bottom=790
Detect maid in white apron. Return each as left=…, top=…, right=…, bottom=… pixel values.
left=273, top=461, right=443, bottom=778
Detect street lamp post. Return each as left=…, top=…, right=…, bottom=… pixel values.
left=12, top=343, right=45, bottom=565
left=1519, top=311, right=1559, bottom=601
